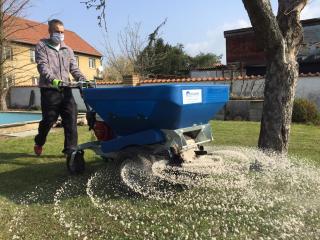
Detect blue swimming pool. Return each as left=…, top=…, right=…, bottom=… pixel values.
left=0, top=112, right=42, bottom=126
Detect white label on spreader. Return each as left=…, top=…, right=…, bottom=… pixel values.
left=182, top=89, right=202, bottom=104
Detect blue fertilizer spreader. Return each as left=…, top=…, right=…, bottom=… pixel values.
left=66, top=83, right=229, bottom=174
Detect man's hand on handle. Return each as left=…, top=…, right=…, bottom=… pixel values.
left=51, top=79, right=93, bottom=89
left=52, top=79, right=62, bottom=88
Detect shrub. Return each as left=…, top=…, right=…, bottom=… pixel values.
left=292, top=98, right=320, bottom=125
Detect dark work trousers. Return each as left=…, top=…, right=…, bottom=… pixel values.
left=34, top=87, right=78, bottom=154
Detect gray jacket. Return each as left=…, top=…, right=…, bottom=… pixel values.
left=35, top=39, right=86, bottom=88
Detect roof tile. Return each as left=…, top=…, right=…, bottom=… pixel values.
left=14, top=73, right=320, bottom=88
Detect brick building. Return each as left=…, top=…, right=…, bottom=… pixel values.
left=224, top=18, right=320, bottom=76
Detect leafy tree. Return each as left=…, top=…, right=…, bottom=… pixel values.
left=136, top=38, right=191, bottom=76
left=137, top=39, right=222, bottom=77
left=190, top=53, right=222, bottom=69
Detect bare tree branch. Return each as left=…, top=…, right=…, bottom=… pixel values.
left=103, top=21, right=144, bottom=80
left=81, top=0, right=107, bottom=31
left=242, top=0, right=283, bottom=51
left=0, top=0, right=35, bottom=110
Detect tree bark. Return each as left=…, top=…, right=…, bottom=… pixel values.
left=0, top=0, right=31, bottom=111
left=0, top=0, right=6, bottom=111
left=0, top=89, right=8, bottom=111
left=242, top=0, right=307, bottom=153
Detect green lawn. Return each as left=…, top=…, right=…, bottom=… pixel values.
left=0, top=121, right=319, bottom=239
left=212, top=121, right=320, bottom=163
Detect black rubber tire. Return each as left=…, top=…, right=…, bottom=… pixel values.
left=66, top=150, right=85, bottom=174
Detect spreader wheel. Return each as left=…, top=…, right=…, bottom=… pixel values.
left=66, top=150, right=85, bottom=174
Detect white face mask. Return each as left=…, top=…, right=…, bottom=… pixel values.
left=51, top=32, right=64, bottom=44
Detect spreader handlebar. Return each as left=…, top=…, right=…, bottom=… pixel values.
left=60, top=80, right=95, bottom=89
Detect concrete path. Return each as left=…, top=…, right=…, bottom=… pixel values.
left=3, top=129, right=38, bottom=137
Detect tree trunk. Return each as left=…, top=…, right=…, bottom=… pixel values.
left=242, top=0, right=306, bottom=154
left=0, top=90, right=8, bottom=111
left=258, top=48, right=299, bottom=152
left=0, top=0, right=5, bottom=111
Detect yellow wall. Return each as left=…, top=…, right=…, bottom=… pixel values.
left=4, top=43, right=38, bottom=86
left=5, top=42, right=102, bottom=86
left=75, top=53, right=102, bottom=81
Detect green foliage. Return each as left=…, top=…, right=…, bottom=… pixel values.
left=136, top=38, right=190, bottom=76
left=190, top=52, right=222, bottom=68
left=292, top=98, right=320, bottom=125
left=136, top=38, right=221, bottom=77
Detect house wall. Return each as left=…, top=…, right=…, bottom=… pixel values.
left=225, top=19, right=320, bottom=67
left=6, top=42, right=102, bottom=86
left=225, top=32, right=266, bottom=66
left=75, top=53, right=102, bottom=80
left=5, top=43, right=39, bottom=86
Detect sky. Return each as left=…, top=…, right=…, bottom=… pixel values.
left=27, top=0, right=320, bottom=64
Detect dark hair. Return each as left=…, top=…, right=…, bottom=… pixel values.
left=48, top=19, right=64, bottom=31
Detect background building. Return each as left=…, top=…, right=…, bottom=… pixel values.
left=5, top=16, right=103, bottom=86
left=224, top=18, right=320, bottom=76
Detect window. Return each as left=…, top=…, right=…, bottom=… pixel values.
left=3, top=46, right=13, bottom=60
left=89, top=57, right=96, bottom=69
left=32, top=76, right=39, bottom=85
left=75, top=55, right=80, bottom=67
left=30, top=48, right=36, bottom=63
left=4, top=75, right=14, bottom=88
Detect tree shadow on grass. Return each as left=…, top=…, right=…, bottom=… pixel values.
left=0, top=153, right=63, bottom=165
left=0, top=154, right=132, bottom=205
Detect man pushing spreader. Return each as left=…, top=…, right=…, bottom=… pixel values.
left=34, top=19, right=87, bottom=156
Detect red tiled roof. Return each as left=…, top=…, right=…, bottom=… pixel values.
left=140, top=73, right=320, bottom=84
left=139, top=75, right=263, bottom=84
left=5, top=15, right=102, bottom=57
left=96, top=81, right=123, bottom=85
left=13, top=72, right=320, bottom=87
left=300, top=72, right=320, bottom=77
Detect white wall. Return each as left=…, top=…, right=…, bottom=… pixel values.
left=9, top=87, right=88, bottom=111
left=295, top=77, right=320, bottom=110
left=10, top=87, right=41, bottom=108
left=10, top=85, right=122, bottom=112
left=212, top=77, right=320, bottom=110
left=9, top=77, right=320, bottom=111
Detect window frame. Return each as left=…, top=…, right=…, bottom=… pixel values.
left=5, top=75, right=15, bottom=88
left=3, top=46, right=13, bottom=60
left=32, top=76, right=39, bottom=85
left=89, top=57, right=96, bottom=69
left=74, top=55, right=80, bottom=67
left=30, top=48, right=36, bottom=63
